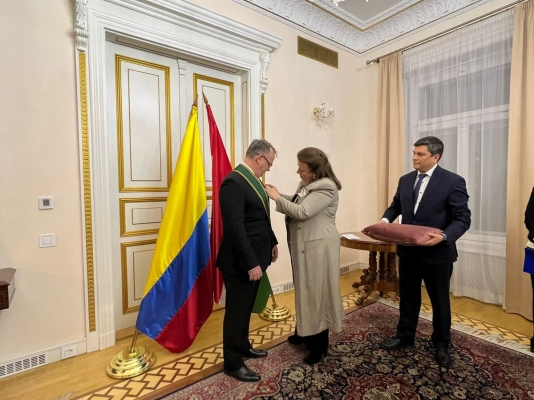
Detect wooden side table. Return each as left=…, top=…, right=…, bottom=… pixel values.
left=340, top=232, right=398, bottom=304
left=0, top=268, right=16, bottom=310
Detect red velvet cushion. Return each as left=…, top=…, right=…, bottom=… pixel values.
left=362, top=223, right=442, bottom=246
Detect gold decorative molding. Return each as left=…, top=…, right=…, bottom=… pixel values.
left=121, top=239, right=157, bottom=314
left=119, top=195, right=213, bottom=238
left=115, top=55, right=172, bottom=192
left=193, top=73, right=235, bottom=166
left=79, top=52, right=96, bottom=332
left=241, top=80, right=250, bottom=145
left=119, top=197, right=167, bottom=237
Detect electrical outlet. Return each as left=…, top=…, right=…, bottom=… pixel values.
left=61, top=345, right=76, bottom=359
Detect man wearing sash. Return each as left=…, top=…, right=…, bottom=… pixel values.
left=217, top=139, right=279, bottom=382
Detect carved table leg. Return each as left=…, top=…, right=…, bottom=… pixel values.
left=378, top=251, right=387, bottom=296
left=355, top=250, right=378, bottom=305
left=352, top=269, right=371, bottom=289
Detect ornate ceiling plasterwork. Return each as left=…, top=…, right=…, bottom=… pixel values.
left=310, top=0, right=422, bottom=30
left=232, top=0, right=492, bottom=55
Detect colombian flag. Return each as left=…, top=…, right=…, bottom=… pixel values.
left=136, top=104, right=212, bottom=353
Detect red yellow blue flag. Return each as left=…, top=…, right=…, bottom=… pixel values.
left=136, top=104, right=212, bottom=353
left=205, top=103, right=232, bottom=304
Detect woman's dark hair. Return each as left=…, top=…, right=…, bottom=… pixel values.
left=297, top=147, right=342, bottom=190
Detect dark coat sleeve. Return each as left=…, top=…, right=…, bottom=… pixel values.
left=525, top=188, right=534, bottom=242
left=442, top=175, right=471, bottom=243
left=382, top=178, right=403, bottom=223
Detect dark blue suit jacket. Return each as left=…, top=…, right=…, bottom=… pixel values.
left=382, top=165, right=471, bottom=264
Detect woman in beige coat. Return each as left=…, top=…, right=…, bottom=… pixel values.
left=265, top=147, right=344, bottom=364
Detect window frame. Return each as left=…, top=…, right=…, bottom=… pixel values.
left=405, top=49, right=512, bottom=258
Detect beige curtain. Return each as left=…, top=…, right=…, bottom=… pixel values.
left=505, top=0, right=534, bottom=319
left=377, top=52, right=405, bottom=216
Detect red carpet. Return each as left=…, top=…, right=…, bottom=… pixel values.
left=163, top=302, right=534, bottom=399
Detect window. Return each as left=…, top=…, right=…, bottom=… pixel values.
left=405, top=39, right=512, bottom=255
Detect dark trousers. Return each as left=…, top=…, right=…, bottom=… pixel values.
left=221, top=271, right=260, bottom=370
left=396, top=258, right=453, bottom=348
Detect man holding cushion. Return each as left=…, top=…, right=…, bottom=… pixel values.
left=379, top=136, right=471, bottom=368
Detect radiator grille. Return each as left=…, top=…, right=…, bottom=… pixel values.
left=282, top=282, right=294, bottom=292
left=451, top=252, right=506, bottom=304
left=275, top=265, right=352, bottom=294
left=0, top=353, right=47, bottom=378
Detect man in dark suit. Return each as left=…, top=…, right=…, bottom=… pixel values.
left=379, top=136, right=471, bottom=368
left=217, top=139, right=278, bottom=382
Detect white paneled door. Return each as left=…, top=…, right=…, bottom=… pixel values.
left=105, top=42, right=245, bottom=332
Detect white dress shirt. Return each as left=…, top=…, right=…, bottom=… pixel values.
left=413, top=164, right=438, bottom=213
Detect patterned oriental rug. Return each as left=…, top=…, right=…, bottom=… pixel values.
left=164, top=301, right=534, bottom=400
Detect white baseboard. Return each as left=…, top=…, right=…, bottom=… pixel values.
left=99, top=330, right=116, bottom=350
left=271, top=262, right=364, bottom=295
left=0, top=339, right=86, bottom=379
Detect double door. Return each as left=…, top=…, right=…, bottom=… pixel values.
left=105, top=42, right=248, bottom=331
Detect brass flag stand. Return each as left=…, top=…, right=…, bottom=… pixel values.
left=259, top=287, right=291, bottom=321
left=106, top=330, right=156, bottom=379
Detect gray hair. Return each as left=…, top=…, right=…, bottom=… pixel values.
left=414, top=136, right=444, bottom=160
left=245, top=139, right=277, bottom=158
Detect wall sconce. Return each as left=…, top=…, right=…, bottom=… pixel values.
left=313, top=102, right=335, bottom=121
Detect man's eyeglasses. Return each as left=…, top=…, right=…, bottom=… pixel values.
left=258, top=153, right=273, bottom=168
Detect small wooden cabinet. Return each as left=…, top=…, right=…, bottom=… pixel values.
left=0, top=268, right=16, bottom=310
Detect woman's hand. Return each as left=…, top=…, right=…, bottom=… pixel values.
left=265, top=184, right=281, bottom=201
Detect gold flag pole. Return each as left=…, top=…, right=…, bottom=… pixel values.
left=106, top=329, right=156, bottom=379
left=259, top=287, right=291, bottom=321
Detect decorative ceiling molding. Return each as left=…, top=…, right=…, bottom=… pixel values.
left=106, top=0, right=282, bottom=52
left=309, top=0, right=422, bottom=30
left=232, top=0, right=492, bottom=55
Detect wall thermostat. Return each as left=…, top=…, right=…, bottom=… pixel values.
left=38, top=197, right=54, bottom=210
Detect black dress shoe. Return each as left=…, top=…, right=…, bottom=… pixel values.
left=223, top=366, right=261, bottom=382
left=288, top=334, right=304, bottom=345
left=379, top=337, right=414, bottom=351
left=303, top=350, right=326, bottom=365
left=242, top=348, right=268, bottom=358
left=435, top=346, right=451, bottom=367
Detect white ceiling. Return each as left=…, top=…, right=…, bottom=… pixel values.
left=338, top=0, right=421, bottom=22
left=233, top=0, right=494, bottom=55
left=336, top=0, right=416, bottom=23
